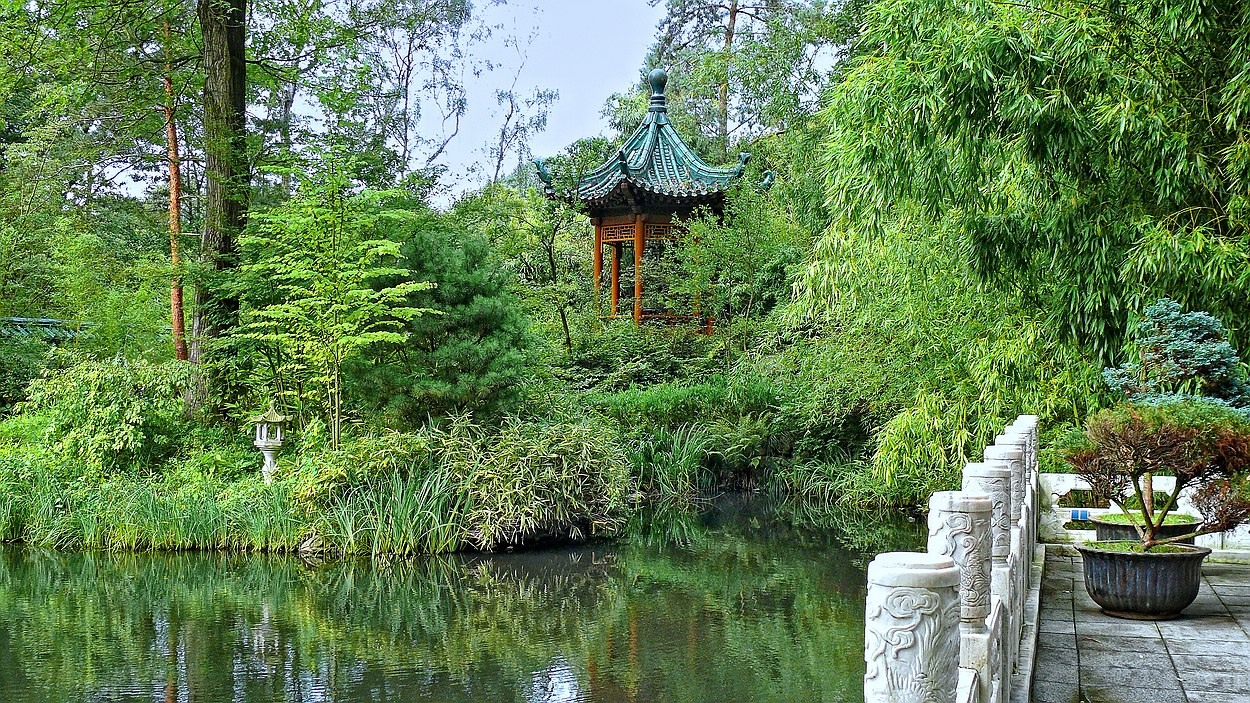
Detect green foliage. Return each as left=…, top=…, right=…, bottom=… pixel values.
left=0, top=337, right=47, bottom=415
left=454, top=181, right=591, bottom=357
left=307, top=415, right=633, bottom=554
left=1104, top=299, right=1250, bottom=410
left=817, top=0, right=1250, bottom=359
left=21, top=354, right=190, bottom=475
left=318, top=466, right=467, bottom=556
left=790, top=213, right=1105, bottom=506
left=0, top=410, right=634, bottom=555
left=589, top=374, right=777, bottom=428
left=349, top=210, right=533, bottom=424
left=634, top=0, right=857, bottom=159
left=626, top=424, right=715, bottom=501
left=234, top=161, right=436, bottom=446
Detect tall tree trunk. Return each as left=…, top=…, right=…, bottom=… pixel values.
left=164, top=20, right=188, bottom=362
left=718, top=0, right=738, bottom=153
left=189, top=0, right=248, bottom=413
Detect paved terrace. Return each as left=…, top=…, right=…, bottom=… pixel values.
left=1032, top=546, right=1250, bottom=703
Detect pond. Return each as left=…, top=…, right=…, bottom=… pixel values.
left=0, top=494, right=923, bottom=702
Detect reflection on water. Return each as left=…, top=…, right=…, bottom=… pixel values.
left=0, top=495, right=923, bottom=702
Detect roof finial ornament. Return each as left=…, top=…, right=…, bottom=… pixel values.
left=648, top=68, right=668, bottom=112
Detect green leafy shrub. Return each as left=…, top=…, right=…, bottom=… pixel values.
left=815, top=0, right=1250, bottom=359
left=233, top=162, right=436, bottom=448
left=289, top=428, right=431, bottom=510
left=0, top=337, right=47, bottom=415
left=667, top=187, right=807, bottom=322
left=22, top=354, right=190, bottom=474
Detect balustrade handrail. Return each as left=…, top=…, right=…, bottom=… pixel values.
left=864, top=414, right=1041, bottom=703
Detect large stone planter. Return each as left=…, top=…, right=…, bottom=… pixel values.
left=1091, top=515, right=1199, bottom=545
left=1076, top=541, right=1211, bottom=620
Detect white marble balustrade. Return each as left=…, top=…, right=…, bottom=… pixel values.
left=864, top=414, right=1041, bottom=703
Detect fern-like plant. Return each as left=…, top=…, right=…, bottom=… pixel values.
left=235, top=158, right=437, bottom=448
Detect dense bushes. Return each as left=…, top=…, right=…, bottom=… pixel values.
left=0, top=337, right=46, bottom=415
left=20, top=354, right=190, bottom=474
left=0, top=408, right=634, bottom=555
left=565, top=323, right=726, bottom=391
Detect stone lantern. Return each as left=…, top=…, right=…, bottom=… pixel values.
left=252, top=406, right=288, bottom=484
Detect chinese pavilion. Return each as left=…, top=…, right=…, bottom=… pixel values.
left=535, top=68, right=772, bottom=324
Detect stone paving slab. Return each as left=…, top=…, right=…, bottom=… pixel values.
left=1031, top=548, right=1250, bottom=703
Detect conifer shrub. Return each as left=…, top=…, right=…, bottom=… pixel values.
left=350, top=216, right=534, bottom=424
left=1104, top=298, right=1250, bottom=412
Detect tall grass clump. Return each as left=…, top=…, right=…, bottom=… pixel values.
left=627, top=424, right=714, bottom=502
left=462, top=417, right=632, bottom=550
left=307, top=416, right=633, bottom=555
left=319, top=466, right=467, bottom=557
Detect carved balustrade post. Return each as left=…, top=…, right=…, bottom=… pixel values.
left=1014, top=415, right=1041, bottom=551
left=963, top=462, right=1012, bottom=594
left=998, top=432, right=1032, bottom=672
left=962, top=463, right=1011, bottom=570
left=998, top=431, right=1034, bottom=558
left=984, top=444, right=1024, bottom=531
left=928, top=490, right=993, bottom=703
left=865, top=552, right=961, bottom=703
left=963, top=461, right=1013, bottom=702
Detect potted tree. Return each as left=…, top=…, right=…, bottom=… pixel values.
left=1097, top=298, right=1250, bottom=533
left=1062, top=299, right=1250, bottom=619
left=1065, top=401, right=1250, bottom=618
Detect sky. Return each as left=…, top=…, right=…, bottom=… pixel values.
left=430, top=0, right=667, bottom=193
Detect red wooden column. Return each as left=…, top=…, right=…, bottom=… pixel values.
left=593, top=222, right=603, bottom=305
left=633, top=215, right=644, bottom=324
left=611, top=244, right=621, bottom=316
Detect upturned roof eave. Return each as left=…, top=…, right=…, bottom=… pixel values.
left=536, top=68, right=764, bottom=208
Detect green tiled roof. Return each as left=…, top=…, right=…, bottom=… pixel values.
left=537, top=69, right=768, bottom=208
left=0, top=317, right=91, bottom=342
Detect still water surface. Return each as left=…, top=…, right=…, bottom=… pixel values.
left=0, top=496, right=922, bottom=702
